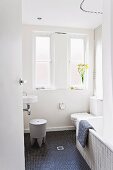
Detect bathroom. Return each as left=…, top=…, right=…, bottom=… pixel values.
left=22, top=0, right=103, bottom=169
left=1, top=0, right=113, bottom=170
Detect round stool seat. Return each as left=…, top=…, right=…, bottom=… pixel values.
left=30, top=119, right=47, bottom=125
left=29, top=119, right=47, bottom=147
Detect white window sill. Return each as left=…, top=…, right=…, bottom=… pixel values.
left=36, top=87, right=87, bottom=91
left=69, top=85, right=87, bottom=90
left=36, top=87, right=56, bottom=90
left=69, top=88, right=86, bottom=90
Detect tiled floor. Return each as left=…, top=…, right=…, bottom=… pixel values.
left=24, top=131, right=91, bottom=170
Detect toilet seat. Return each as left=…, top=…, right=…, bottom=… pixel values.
left=71, top=112, right=93, bottom=121
left=71, top=112, right=95, bottom=128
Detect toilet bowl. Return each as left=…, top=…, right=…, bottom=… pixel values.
left=71, top=112, right=94, bottom=127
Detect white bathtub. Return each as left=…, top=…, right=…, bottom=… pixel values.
left=76, top=117, right=113, bottom=170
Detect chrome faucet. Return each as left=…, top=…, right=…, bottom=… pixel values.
left=23, top=104, right=31, bottom=115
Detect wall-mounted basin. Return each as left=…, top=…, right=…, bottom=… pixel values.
left=23, top=95, right=38, bottom=104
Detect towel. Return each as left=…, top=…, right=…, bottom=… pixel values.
left=78, top=120, right=94, bottom=148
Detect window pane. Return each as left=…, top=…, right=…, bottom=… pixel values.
left=36, top=36, right=50, bottom=61
left=70, top=62, right=81, bottom=86
left=70, top=38, right=85, bottom=87
left=35, top=62, right=50, bottom=87
left=71, top=38, right=84, bottom=62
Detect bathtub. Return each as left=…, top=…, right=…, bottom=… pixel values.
left=76, top=117, right=113, bottom=170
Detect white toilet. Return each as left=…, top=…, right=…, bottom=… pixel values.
left=71, top=96, right=103, bottom=127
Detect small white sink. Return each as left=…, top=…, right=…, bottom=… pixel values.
left=23, top=95, right=38, bottom=104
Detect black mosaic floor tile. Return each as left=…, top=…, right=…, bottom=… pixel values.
left=24, top=131, right=91, bottom=170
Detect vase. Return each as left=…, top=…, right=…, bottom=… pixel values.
left=81, top=75, right=84, bottom=84
left=80, top=75, right=85, bottom=89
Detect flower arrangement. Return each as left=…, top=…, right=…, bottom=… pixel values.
left=77, top=64, right=89, bottom=83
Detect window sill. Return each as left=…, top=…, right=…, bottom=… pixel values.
left=36, top=87, right=87, bottom=91
left=69, top=88, right=86, bottom=90
left=36, top=87, right=56, bottom=90
left=69, top=85, right=87, bottom=90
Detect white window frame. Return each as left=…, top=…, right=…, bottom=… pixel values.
left=68, top=34, right=88, bottom=89
left=32, top=32, right=53, bottom=89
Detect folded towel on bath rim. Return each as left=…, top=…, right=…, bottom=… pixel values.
left=78, top=120, right=94, bottom=148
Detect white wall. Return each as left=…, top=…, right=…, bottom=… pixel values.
left=22, top=25, right=94, bottom=132
left=94, top=26, right=103, bottom=99
left=103, top=0, right=113, bottom=140
left=0, top=0, right=25, bottom=170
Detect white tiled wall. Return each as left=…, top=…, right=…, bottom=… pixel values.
left=76, top=130, right=113, bottom=170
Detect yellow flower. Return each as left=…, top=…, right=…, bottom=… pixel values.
left=85, top=64, right=89, bottom=69
left=77, top=63, right=89, bottom=83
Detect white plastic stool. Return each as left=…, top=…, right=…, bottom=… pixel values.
left=29, top=119, right=47, bottom=147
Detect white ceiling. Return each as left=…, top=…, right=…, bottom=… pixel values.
left=22, top=0, right=103, bottom=29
